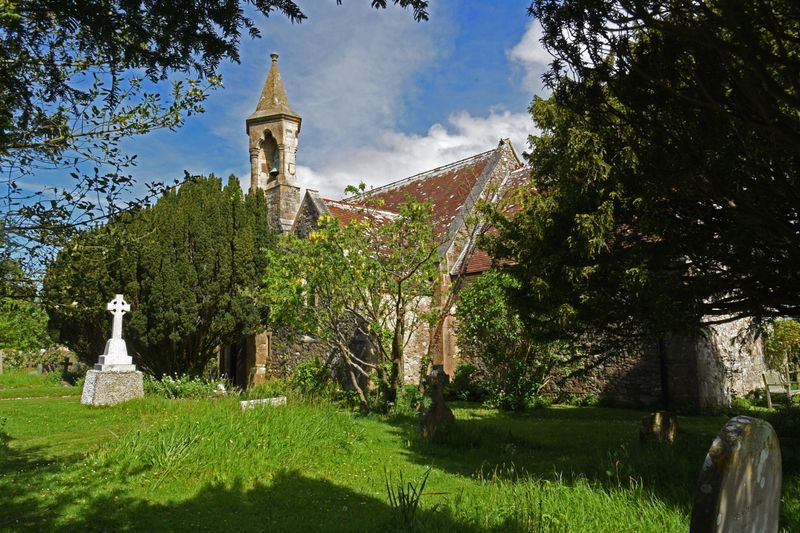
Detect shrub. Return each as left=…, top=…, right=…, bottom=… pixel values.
left=291, top=356, right=333, bottom=396
left=393, top=384, right=426, bottom=415
left=143, top=373, right=227, bottom=399
left=764, top=318, right=800, bottom=370
left=0, top=345, right=74, bottom=370
left=242, top=379, right=289, bottom=400
left=456, top=270, right=582, bottom=411
left=444, top=362, right=487, bottom=402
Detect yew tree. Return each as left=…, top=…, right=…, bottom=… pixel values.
left=43, top=175, right=272, bottom=375
left=488, top=1, right=800, bottom=344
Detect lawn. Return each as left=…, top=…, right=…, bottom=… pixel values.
left=1, top=373, right=797, bottom=532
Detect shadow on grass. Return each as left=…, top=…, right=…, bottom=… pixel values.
left=0, top=425, right=521, bottom=533
left=386, top=405, right=800, bottom=530
left=386, top=408, right=721, bottom=505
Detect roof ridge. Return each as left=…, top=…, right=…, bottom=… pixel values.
left=343, top=148, right=496, bottom=201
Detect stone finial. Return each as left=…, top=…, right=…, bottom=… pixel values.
left=250, top=51, right=298, bottom=119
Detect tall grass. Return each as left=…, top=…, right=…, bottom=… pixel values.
left=2, top=387, right=798, bottom=532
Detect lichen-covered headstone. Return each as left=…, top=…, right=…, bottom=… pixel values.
left=420, top=364, right=454, bottom=439
left=640, top=410, right=679, bottom=444
left=81, top=294, right=143, bottom=406
left=690, top=416, right=782, bottom=533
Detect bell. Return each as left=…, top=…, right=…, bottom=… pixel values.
left=269, top=163, right=279, bottom=178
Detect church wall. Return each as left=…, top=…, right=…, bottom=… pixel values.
left=545, top=325, right=766, bottom=408
left=694, top=319, right=767, bottom=407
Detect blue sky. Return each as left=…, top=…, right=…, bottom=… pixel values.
left=118, top=1, right=550, bottom=199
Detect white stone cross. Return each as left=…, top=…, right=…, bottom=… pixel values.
left=95, top=294, right=134, bottom=371
left=107, top=294, right=130, bottom=339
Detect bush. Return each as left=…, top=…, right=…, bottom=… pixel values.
left=143, top=373, right=227, bottom=399
left=0, top=345, right=74, bottom=370
left=291, top=356, right=333, bottom=396
left=393, top=384, right=426, bottom=415
left=445, top=362, right=487, bottom=402
left=455, top=270, right=582, bottom=411
left=242, top=379, right=289, bottom=400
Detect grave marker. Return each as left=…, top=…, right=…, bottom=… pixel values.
left=690, top=416, right=782, bottom=533
left=81, top=294, right=143, bottom=406
left=420, top=364, right=454, bottom=439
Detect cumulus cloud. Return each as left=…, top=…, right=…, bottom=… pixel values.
left=507, top=20, right=552, bottom=94
left=297, top=108, right=533, bottom=199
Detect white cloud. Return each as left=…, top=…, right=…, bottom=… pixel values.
left=297, top=108, right=533, bottom=198
left=507, top=20, right=551, bottom=94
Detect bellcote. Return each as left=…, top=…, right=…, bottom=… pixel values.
left=246, top=53, right=302, bottom=193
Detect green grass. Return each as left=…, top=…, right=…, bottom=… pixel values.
left=0, top=376, right=797, bottom=532
left=0, top=369, right=81, bottom=399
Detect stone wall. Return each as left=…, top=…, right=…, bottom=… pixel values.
left=265, top=327, right=326, bottom=379
left=552, top=343, right=664, bottom=407
left=694, top=319, right=767, bottom=407
left=548, top=322, right=767, bottom=408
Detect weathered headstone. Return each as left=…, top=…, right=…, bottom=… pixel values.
left=420, top=364, right=454, bottom=439
left=81, top=294, right=144, bottom=406
left=690, top=416, right=782, bottom=533
left=640, top=410, right=679, bottom=444
left=239, top=396, right=287, bottom=412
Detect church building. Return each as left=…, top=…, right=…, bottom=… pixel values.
left=225, top=54, right=769, bottom=409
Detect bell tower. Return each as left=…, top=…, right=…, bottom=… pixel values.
left=246, top=53, right=301, bottom=232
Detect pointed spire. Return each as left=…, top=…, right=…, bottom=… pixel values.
left=250, top=53, right=299, bottom=120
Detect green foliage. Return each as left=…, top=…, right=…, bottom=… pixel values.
left=764, top=318, right=800, bottom=370
left=42, top=175, right=273, bottom=376
left=0, top=346, right=70, bottom=370
left=489, top=1, right=800, bottom=347
left=143, top=374, right=228, bottom=400
left=385, top=468, right=431, bottom=532
left=456, top=270, right=580, bottom=411
left=263, top=196, right=440, bottom=409
left=0, top=298, right=51, bottom=351
left=291, top=356, right=333, bottom=396
left=444, top=362, right=487, bottom=402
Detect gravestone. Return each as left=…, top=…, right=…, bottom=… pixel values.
left=420, top=364, right=454, bottom=439
left=640, top=410, right=679, bottom=444
left=81, top=294, right=144, bottom=406
left=690, top=416, right=782, bottom=533
left=239, top=396, right=287, bottom=412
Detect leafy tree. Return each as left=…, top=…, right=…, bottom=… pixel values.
left=764, top=318, right=800, bottom=372
left=0, top=249, right=51, bottom=352
left=42, top=175, right=273, bottom=376
left=263, top=196, right=439, bottom=408
left=455, top=269, right=579, bottom=411
left=1, top=0, right=428, bottom=273
left=488, top=1, right=800, bottom=345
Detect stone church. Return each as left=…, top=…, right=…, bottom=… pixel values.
left=222, top=54, right=768, bottom=408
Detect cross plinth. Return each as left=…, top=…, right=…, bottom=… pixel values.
left=95, top=294, right=135, bottom=371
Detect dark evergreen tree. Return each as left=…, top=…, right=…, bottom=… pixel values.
left=43, top=175, right=273, bottom=376
left=488, top=1, right=800, bottom=347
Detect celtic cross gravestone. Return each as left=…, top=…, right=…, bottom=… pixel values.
left=81, top=294, right=143, bottom=406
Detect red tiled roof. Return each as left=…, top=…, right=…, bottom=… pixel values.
left=348, top=150, right=496, bottom=237
left=464, top=167, right=532, bottom=274
left=323, top=199, right=397, bottom=227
